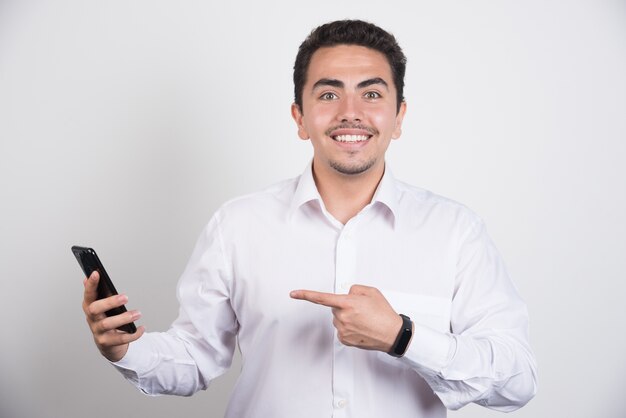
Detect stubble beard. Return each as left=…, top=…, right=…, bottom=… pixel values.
left=329, top=155, right=377, bottom=175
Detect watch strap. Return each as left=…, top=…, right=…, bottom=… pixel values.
left=388, top=314, right=413, bottom=357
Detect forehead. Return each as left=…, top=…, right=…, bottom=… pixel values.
left=306, top=45, right=393, bottom=86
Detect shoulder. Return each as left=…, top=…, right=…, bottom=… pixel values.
left=393, top=179, right=483, bottom=231
left=212, top=176, right=300, bottom=224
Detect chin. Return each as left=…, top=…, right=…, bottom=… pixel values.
left=330, top=159, right=376, bottom=175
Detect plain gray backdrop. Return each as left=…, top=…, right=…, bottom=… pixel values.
left=1, top=1, right=625, bottom=417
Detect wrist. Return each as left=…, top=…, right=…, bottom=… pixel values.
left=388, top=314, right=413, bottom=357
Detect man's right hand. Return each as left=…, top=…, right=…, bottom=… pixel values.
left=82, top=271, right=145, bottom=362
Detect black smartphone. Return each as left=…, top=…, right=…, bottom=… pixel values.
left=72, top=245, right=137, bottom=334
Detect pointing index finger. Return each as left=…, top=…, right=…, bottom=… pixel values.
left=290, top=289, right=346, bottom=308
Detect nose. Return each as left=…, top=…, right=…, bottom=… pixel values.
left=337, top=94, right=363, bottom=123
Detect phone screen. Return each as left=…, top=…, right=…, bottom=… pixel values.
left=72, top=246, right=137, bottom=334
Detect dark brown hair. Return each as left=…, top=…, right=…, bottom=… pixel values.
left=293, top=20, right=407, bottom=113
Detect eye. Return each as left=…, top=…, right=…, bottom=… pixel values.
left=320, top=92, right=338, bottom=100
left=364, top=91, right=381, bottom=99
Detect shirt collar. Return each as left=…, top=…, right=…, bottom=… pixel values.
left=288, top=161, right=400, bottom=228
left=288, top=160, right=322, bottom=218
left=371, top=165, right=399, bottom=226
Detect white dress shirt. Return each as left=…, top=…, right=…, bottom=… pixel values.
left=113, top=163, right=537, bottom=417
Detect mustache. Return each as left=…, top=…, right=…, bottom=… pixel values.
left=325, top=124, right=378, bottom=136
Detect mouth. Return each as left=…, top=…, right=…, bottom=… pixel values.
left=327, top=126, right=376, bottom=144
left=331, top=134, right=372, bottom=143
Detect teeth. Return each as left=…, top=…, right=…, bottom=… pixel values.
left=333, top=135, right=370, bottom=142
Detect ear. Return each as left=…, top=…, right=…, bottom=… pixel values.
left=291, top=103, right=309, bottom=140
left=391, top=101, right=407, bottom=140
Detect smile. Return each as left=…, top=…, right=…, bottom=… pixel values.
left=332, top=134, right=371, bottom=143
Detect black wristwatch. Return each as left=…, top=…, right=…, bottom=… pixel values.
left=388, top=314, right=413, bottom=357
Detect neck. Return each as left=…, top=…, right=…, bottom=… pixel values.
left=312, top=161, right=385, bottom=224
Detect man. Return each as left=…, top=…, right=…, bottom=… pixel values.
left=82, top=20, right=537, bottom=417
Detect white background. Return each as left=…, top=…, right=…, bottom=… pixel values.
left=1, top=1, right=625, bottom=417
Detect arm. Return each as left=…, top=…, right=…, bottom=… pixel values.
left=401, top=220, right=538, bottom=411
left=108, top=214, right=238, bottom=396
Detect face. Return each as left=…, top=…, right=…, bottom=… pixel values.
left=292, top=45, right=406, bottom=178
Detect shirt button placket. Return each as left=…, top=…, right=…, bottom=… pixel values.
left=335, top=228, right=356, bottom=294
left=332, top=226, right=356, bottom=417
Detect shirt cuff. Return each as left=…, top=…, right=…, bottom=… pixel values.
left=110, top=333, right=158, bottom=375
left=400, top=323, right=456, bottom=374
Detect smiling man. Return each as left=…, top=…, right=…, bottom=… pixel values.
left=82, top=20, right=537, bottom=418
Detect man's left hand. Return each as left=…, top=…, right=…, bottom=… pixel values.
left=290, top=285, right=402, bottom=352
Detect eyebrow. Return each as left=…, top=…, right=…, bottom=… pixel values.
left=357, top=77, right=388, bottom=90
left=312, top=78, right=344, bottom=90
left=311, top=77, right=389, bottom=91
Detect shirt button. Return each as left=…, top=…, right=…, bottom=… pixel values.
left=336, top=399, right=347, bottom=408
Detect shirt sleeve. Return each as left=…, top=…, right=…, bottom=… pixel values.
left=111, top=213, right=239, bottom=396
left=400, top=219, right=538, bottom=411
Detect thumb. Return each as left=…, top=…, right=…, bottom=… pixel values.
left=83, top=270, right=100, bottom=304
